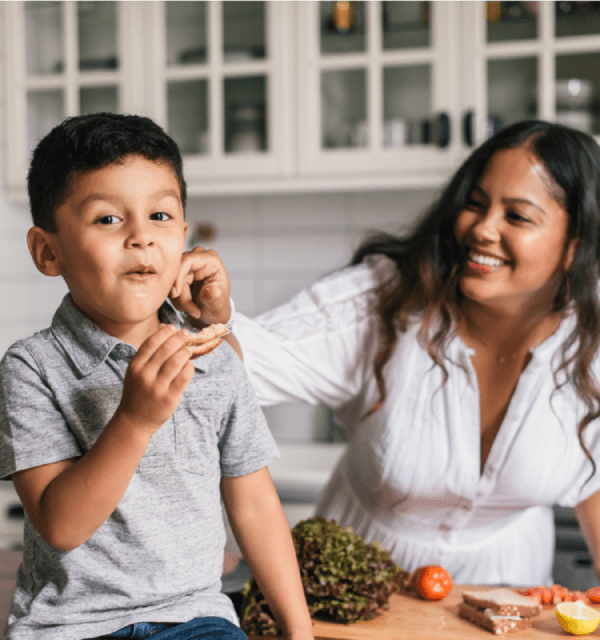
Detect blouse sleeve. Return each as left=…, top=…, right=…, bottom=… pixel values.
left=234, top=258, right=394, bottom=408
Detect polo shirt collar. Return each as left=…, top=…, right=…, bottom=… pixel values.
left=50, top=294, right=208, bottom=377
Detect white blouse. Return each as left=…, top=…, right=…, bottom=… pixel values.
left=234, top=257, right=600, bottom=586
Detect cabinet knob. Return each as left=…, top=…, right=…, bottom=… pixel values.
left=434, top=113, right=451, bottom=148
left=463, top=110, right=475, bottom=147
left=7, top=504, right=24, bottom=520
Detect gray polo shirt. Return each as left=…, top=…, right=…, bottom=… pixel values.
left=0, top=294, right=279, bottom=640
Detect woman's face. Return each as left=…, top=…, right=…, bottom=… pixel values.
left=454, top=145, right=577, bottom=313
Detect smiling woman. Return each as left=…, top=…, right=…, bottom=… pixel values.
left=231, top=120, right=600, bottom=588
left=455, top=146, right=575, bottom=315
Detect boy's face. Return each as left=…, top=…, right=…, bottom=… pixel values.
left=46, top=154, right=188, bottom=340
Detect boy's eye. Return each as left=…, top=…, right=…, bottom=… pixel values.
left=151, top=211, right=171, bottom=221
left=96, top=215, right=120, bottom=225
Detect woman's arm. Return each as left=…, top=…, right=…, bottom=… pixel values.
left=221, top=468, right=314, bottom=640
left=575, top=490, right=600, bottom=580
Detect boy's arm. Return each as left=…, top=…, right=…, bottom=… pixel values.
left=12, top=324, right=194, bottom=551
left=221, top=468, right=314, bottom=640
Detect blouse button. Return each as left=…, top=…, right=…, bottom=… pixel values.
left=458, top=497, right=472, bottom=510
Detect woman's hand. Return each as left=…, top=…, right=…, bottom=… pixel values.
left=170, top=246, right=232, bottom=326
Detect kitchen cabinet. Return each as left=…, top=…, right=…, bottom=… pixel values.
left=1, top=0, right=292, bottom=200
left=3, top=1, right=600, bottom=199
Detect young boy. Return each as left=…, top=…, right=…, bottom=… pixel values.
left=0, top=113, right=314, bottom=640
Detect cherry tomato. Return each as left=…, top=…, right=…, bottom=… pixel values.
left=413, top=565, right=453, bottom=601
left=587, top=587, right=600, bottom=604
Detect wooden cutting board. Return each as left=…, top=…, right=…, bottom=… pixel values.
left=249, top=585, right=590, bottom=639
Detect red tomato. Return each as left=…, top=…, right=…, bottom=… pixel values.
left=413, top=565, right=453, bottom=601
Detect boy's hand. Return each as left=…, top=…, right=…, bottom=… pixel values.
left=170, top=246, right=231, bottom=326
left=117, top=325, right=194, bottom=434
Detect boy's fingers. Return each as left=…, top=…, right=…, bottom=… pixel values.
left=169, top=360, right=196, bottom=397
left=146, top=329, right=192, bottom=371
left=134, top=324, right=178, bottom=365
left=135, top=326, right=190, bottom=375
left=156, top=344, right=195, bottom=385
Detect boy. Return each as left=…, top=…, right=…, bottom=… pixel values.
left=0, top=113, right=314, bottom=640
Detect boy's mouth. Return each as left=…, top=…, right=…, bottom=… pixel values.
left=126, top=264, right=157, bottom=277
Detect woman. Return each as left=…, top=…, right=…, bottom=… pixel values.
left=230, top=120, right=600, bottom=587
left=181, top=120, right=600, bottom=587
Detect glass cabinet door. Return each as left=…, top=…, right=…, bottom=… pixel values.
left=485, top=3, right=539, bottom=136
left=24, top=2, right=66, bottom=155
left=296, top=1, right=462, bottom=180
left=5, top=1, right=136, bottom=198
left=554, top=0, right=600, bottom=138
left=24, top=2, right=122, bottom=151
left=463, top=1, right=600, bottom=147
left=154, top=0, right=291, bottom=181
left=319, top=1, right=434, bottom=150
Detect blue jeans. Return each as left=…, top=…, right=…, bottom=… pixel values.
left=99, top=616, right=248, bottom=639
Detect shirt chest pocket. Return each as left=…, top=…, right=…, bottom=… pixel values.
left=174, top=407, right=221, bottom=476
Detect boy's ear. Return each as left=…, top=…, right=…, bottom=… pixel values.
left=27, top=226, right=63, bottom=277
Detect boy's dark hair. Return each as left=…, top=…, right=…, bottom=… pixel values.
left=27, top=112, right=187, bottom=232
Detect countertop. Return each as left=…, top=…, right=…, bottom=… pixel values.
left=0, top=553, right=583, bottom=638
left=250, top=584, right=590, bottom=639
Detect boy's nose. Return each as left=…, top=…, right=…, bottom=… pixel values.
left=125, top=220, right=155, bottom=248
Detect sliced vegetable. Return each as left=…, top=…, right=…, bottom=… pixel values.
left=516, top=584, right=592, bottom=606
left=587, top=586, right=600, bottom=604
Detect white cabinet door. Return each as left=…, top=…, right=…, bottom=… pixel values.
left=461, top=1, right=600, bottom=148
left=295, top=1, right=465, bottom=188
left=2, top=1, right=147, bottom=201
left=2, top=1, right=295, bottom=200
left=144, top=1, right=294, bottom=193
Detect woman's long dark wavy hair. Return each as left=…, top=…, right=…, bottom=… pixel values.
left=352, top=120, right=600, bottom=476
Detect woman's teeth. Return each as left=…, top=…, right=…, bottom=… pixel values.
left=468, top=254, right=504, bottom=272
left=470, top=254, right=503, bottom=268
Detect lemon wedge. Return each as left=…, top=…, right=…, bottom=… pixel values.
left=556, top=600, right=600, bottom=635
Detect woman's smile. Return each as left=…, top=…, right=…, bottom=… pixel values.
left=467, top=252, right=508, bottom=273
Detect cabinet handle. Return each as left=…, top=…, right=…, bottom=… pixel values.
left=434, top=113, right=451, bottom=148
left=7, top=504, right=24, bottom=520
left=463, top=110, right=475, bottom=147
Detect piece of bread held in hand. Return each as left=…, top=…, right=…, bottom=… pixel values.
left=185, top=323, right=229, bottom=358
